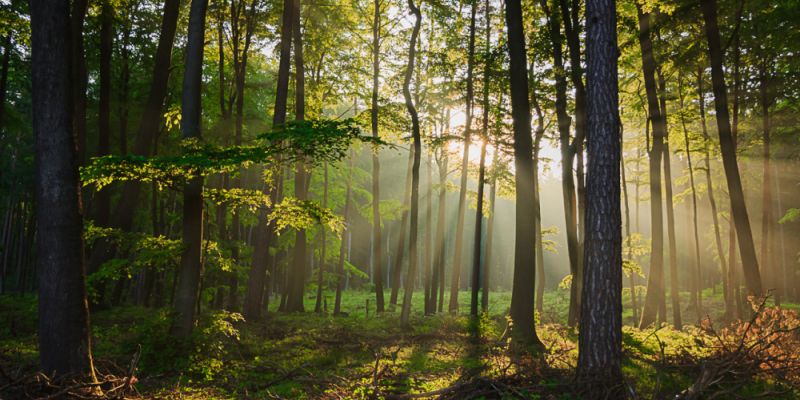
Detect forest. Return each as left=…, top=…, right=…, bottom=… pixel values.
left=1, top=0, right=799, bottom=398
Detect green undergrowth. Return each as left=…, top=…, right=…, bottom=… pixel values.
left=1, top=290, right=798, bottom=399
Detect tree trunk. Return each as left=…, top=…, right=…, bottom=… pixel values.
left=677, top=74, right=703, bottom=322
left=470, top=140, right=487, bottom=317
left=399, top=0, right=421, bottom=328
left=88, top=0, right=181, bottom=278
left=448, top=2, right=477, bottom=314
left=31, top=0, right=96, bottom=376
left=758, top=65, right=772, bottom=301
left=70, top=0, right=88, bottom=166
left=286, top=0, right=308, bottom=312
left=95, top=0, right=113, bottom=229
left=433, top=148, right=448, bottom=313
left=577, top=0, right=622, bottom=387
left=658, top=71, right=681, bottom=329
left=371, top=0, right=386, bottom=313
left=482, top=149, right=497, bottom=313
left=315, top=164, right=328, bottom=312
left=424, top=151, right=434, bottom=315
left=390, top=149, right=413, bottom=308
left=540, top=0, right=580, bottom=327
left=171, top=0, right=209, bottom=338
left=0, top=35, right=12, bottom=130
left=334, top=154, right=354, bottom=315
left=504, top=0, right=542, bottom=346
left=622, top=126, right=637, bottom=324
left=637, top=5, right=666, bottom=329
left=700, top=0, right=762, bottom=296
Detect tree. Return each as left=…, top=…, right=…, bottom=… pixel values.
left=504, top=0, right=542, bottom=346
left=699, top=0, right=762, bottom=296
left=30, top=0, right=96, bottom=376
left=370, top=0, right=386, bottom=313
left=171, top=0, right=209, bottom=337
left=448, top=1, right=477, bottom=314
left=399, top=0, right=421, bottom=328
left=637, top=5, right=667, bottom=329
left=576, top=0, right=622, bottom=389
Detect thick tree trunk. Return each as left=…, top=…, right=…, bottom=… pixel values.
left=577, top=0, right=622, bottom=388
left=505, top=0, right=542, bottom=346
left=448, top=2, right=477, bottom=314
left=31, top=0, right=96, bottom=376
left=399, top=0, right=421, bottom=327
left=171, top=0, right=209, bottom=338
left=700, top=0, right=762, bottom=296
left=637, top=6, right=666, bottom=329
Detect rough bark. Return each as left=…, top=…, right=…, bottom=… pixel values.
left=577, top=0, right=622, bottom=387
left=31, top=0, right=96, bottom=376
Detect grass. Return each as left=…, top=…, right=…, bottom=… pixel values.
left=1, top=288, right=798, bottom=399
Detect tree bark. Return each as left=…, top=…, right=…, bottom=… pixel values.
left=171, top=0, right=209, bottom=338
left=70, top=0, right=88, bottom=165
left=577, top=0, right=622, bottom=388
left=390, top=149, right=413, bottom=307
left=700, top=0, right=762, bottom=296
left=31, top=0, right=96, bottom=376
left=758, top=65, right=772, bottom=301
left=315, top=165, right=328, bottom=312
left=504, top=0, right=542, bottom=346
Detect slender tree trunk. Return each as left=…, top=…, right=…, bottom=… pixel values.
left=470, top=141, right=487, bottom=317
left=621, top=126, right=637, bottom=325
left=637, top=5, right=666, bottom=329
left=541, top=0, right=580, bottom=327
left=424, top=151, right=434, bottom=315
left=448, top=2, right=477, bottom=314
left=678, top=74, right=703, bottom=322
left=577, top=0, right=622, bottom=387
left=286, top=0, right=308, bottom=312
left=0, top=35, right=11, bottom=130
left=700, top=0, right=762, bottom=296
left=171, top=0, right=209, bottom=338
left=482, top=149, right=497, bottom=313
left=658, top=71, right=681, bottom=329
left=371, top=0, right=386, bottom=313
left=70, top=0, right=88, bottom=166
left=399, top=0, right=421, bottom=327
left=31, top=0, right=96, bottom=376
left=758, top=65, right=772, bottom=301
left=334, top=153, right=354, bottom=315
left=433, top=149, right=448, bottom=313
left=390, top=150, right=413, bottom=307
left=95, top=0, right=113, bottom=229
left=531, top=72, right=546, bottom=316
left=315, top=165, right=328, bottom=312
left=505, top=0, right=542, bottom=346
left=88, top=0, right=181, bottom=277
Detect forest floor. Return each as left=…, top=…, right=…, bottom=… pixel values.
left=1, top=289, right=799, bottom=399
